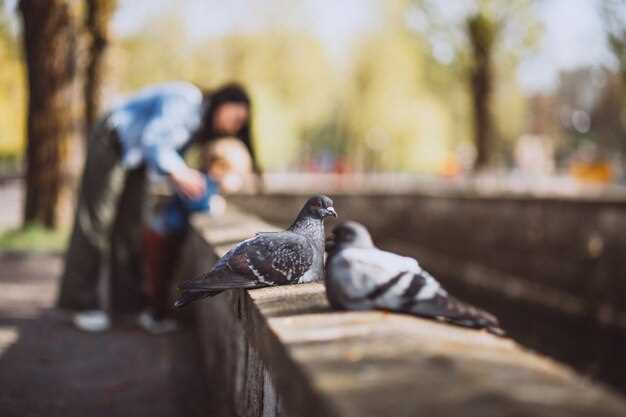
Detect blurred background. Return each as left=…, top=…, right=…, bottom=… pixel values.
left=1, top=0, right=626, bottom=187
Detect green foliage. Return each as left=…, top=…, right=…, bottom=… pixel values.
left=604, top=0, right=626, bottom=84
left=1, top=0, right=543, bottom=173
left=342, top=31, right=456, bottom=172
left=112, top=12, right=339, bottom=170
left=492, top=54, right=528, bottom=145
left=0, top=224, right=69, bottom=252
left=609, top=33, right=626, bottom=79
left=410, top=0, right=540, bottom=168
left=0, top=8, right=26, bottom=157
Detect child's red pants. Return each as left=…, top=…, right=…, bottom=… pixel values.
left=142, top=228, right=184, bottom=319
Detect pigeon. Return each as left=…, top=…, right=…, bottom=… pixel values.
left=174, top=194, right=337, bottom=308
left=324, top=221, right=504, bottom=335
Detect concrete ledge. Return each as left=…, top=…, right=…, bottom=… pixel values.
left=228, top=193, right=626, bottom=391
left=260, top=173, right=626, bottom=202
left=179, top=208, right=626, bottom=417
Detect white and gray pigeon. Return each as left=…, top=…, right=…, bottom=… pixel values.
left=325, top=221, right=504, bottom=335
left=174, top=195, right=337, bottom=308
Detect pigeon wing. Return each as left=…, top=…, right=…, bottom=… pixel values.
left=327, top=247, right=503, bottom=335
left=224, top=231, right=314, bottom=285
left=175, top=232, right=314, bottom=308
left=327, top=247, right=420, bottom=307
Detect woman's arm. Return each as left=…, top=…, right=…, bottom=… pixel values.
left=141, top=93, right=206, bottom=198
left=169, top=168, right=205, bottom=199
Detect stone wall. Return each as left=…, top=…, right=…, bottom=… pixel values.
left=227, top=192, right=626, bottom=392
left=178, top=207, right=626, bottom=417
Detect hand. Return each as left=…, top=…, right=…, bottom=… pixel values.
left=170, top=168, right=206, bottom=199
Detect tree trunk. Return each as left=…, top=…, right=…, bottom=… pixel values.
left=19, top=0, right=81, bottom=228
left=84, top=0, right=116, bottom=134
left=467, top=13, right=497, bottom=172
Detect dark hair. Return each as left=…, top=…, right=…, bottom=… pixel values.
left=199, top=83, right=260, bottom=174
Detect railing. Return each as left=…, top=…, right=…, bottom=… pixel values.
left=177, top=206, right=626, bottom=417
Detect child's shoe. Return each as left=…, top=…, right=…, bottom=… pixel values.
left=137, top=311, right=179, bottom=335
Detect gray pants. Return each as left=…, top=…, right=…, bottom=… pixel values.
left=57, top=119, right=147, bottom=314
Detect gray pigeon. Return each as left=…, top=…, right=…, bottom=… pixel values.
left=325, top=221, right=503, bottom=335
left=174, top=195, right=337, bottom=308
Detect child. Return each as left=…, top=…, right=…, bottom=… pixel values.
left=139, top=137, right=252, bottom=334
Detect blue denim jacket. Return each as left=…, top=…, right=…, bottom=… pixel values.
left=108, top=82, right=205, bottom=175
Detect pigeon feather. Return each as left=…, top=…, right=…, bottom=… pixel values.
left=175, top=195, right=336, bottom=308
left=325, top=221, right=504, bottom=335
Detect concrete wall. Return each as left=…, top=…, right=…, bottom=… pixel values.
left=227, top=192, right=626, bottom=392
left=177, top=207, right=626, bottom=417
left=177, top=213, right=335, bottom=417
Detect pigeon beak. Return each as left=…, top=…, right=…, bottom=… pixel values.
left=326, top=207, right=337, bottom=218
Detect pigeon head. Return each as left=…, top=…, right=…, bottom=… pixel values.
left=327, top=221, right=373, bottom=251
left=303, top=194, right=337, bottom=220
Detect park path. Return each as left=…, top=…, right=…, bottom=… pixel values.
left=0, top=179, right=22, bottom=231
left=0, top=181, right=212, bottom=417
left=0, top=255, right=212, bottom=417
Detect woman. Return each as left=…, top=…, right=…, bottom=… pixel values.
left=57, top=81, right=258, bottom=331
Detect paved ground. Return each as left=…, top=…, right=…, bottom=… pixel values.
left=0, top=253, right=212, bottom=417
left=0, top=179, right=21, bottom=231
left=0, top=181, right=213, bottom=417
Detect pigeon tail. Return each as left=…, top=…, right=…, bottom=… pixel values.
left=174, top=290, right=221, bottom=308
left=175, top=268, right=262, bottom=308
left=412, top=294, right=505, bottom=336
